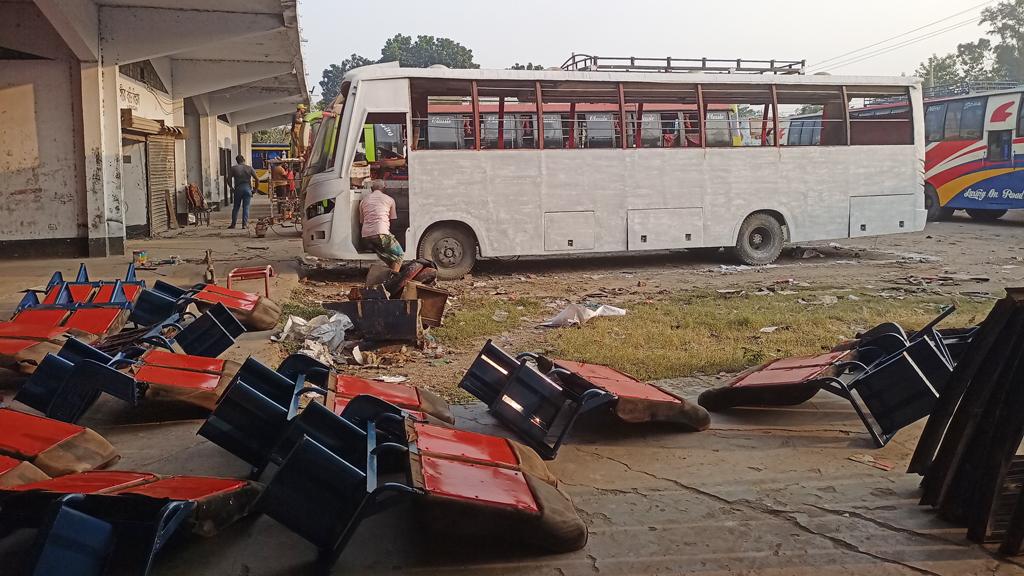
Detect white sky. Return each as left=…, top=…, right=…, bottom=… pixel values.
left=298, top=0, right=997, bottom=97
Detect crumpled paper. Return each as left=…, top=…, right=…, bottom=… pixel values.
left=271, top=313, right=354, bottom=353
left=541, top=304, right=627, bottom=328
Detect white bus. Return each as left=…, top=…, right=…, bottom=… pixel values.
left=302, top=62, right=925, bottom=278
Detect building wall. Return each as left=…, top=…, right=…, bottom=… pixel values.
left=0, top=2, right=87, bottom=255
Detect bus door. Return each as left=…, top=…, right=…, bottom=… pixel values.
left=983, top=94, right=1017, bottom=170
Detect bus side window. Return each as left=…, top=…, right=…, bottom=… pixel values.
left=943, top=101, right=964, bottom=140
left=1019, top=95, right=1024, bottom=137
left=959, top=98, right=986, bottom=141
left=925, top=104, right=946, bottom=142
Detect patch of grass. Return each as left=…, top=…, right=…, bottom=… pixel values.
left=432, top=296, right=545, bottom=347
left=281, top=300, right=329, bottom=321
left=551, top=290, right=993, bottom=381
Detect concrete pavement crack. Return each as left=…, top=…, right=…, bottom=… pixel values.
left=575, top=447, right=944, bottom=576
left=809, top=504, right=1024, bottom=570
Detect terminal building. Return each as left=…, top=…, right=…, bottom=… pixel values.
left=0, top=0, right=308, bottom=257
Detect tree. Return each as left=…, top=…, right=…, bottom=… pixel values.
left=510, top=62, right=544, bottom=70
left=915, top=53, right=962, bottom=87
left=913, top=0, right=1024, bottom=87
left=793, top=104, right=823, bottom=116
left=253, top=126, right=289, bottom=144
left=982, top=0, right=1024, bottom=81
left=318, top=53, right=374, bottom=107
left=379, top=34, right=478, bottom=69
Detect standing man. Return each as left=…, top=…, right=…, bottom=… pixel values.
left=291, top=104, right=307, bottom=158
left=359, top=180, right=403, bottom=273
left=228, top=154, right=257, bottom=229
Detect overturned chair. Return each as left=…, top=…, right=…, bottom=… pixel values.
left=198, top=353, right=453, bottom=477
left=697, top=308, right=968, bottom=447
left=135, top=280, right=282, bottom=332
left=459, top=340, right=711, bottom=459
left=199, top=375, right=587, bottom=568
left=0, top=472, right=260, bottom=576
left=16, top=334, right=244, bottom=423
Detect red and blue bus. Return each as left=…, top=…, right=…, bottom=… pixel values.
left=923, top=89, right=1023, bottom=221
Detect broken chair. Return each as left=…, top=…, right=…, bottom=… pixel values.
left=16, top=337, right=244, bottom=423
left=229, top=398, right=586, bottom=568
left=459, top=340, right=710, bottom=459
left=0, top=473, right=260, bottom=575
left=137, top=280, right=282, bottom=332
left=698, top=312, right=962, bottom=447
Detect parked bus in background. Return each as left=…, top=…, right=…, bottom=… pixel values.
left=302, top=62, right=924, bottom=279
left=923, top=89, right=1024, bottom=221
left=251, top=142, right=289, bottom=194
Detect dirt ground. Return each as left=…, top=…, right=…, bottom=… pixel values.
left=3, top=203, right=1024, bottom=575
left=294, top=210, right=1024, bottom=401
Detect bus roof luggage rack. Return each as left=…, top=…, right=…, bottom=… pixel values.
left=561, top=54, right=805, bottom=75
left=923, top=80, right=1024, bottom=99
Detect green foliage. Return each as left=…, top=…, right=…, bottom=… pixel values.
left=509, top=62, right=545, bottom=70
left=253, top=126, right=289, bottom=144
left=793, top=104, right=824, bottom=116
left=915, top=1, right=1024, bottom=86
left=317, top=35, right=479, bottom=108
left=318, top=53, right=375, bottom=108
left=379, top=34, right=479, bottom=69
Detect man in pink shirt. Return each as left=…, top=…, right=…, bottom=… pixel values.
left=359, top=180, right=404, bottom=273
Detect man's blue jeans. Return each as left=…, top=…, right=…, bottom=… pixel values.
left=231, top=185, right=252, bottom=227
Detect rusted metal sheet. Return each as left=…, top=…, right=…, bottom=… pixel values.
left=325, top=299, right=422, bottom=343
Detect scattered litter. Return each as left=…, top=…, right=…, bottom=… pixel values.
left=797, top=248, right=824, bottom=259
left=272, top=313, right=353, bottom=354
left=848, top=453, right=894, bottom=471
left=846, top=294, right=861, bottom=301
left=541, top=303, right=627, bottom=328
left=373, top=375, right=409, bottom=384
left=491, top=310, right=509, bottom=322
left=759, top=326, right=786, bottom=333
left=799, top=295, right=838, bottom=306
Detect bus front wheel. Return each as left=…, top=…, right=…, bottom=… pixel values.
left=966, top=208, right=1007, bottom=221
left=418, top=224, right=477, bottom=280
left=734, top=213, right=784, bottom=266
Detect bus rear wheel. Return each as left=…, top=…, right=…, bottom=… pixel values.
left=734, top=213, right=784, bottom=266
left=925, top=185, right=954, bottom=221
left=966, top=208, right=1007, bottom=221
left=418, top=224, right=477, bottom=280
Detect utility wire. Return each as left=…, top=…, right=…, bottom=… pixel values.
left=810, top=17, right=981, bottom=73
left=807, top=0, right=995, bottom=70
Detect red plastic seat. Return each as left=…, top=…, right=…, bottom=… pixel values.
left=420, top=455, right=539, bottom=513
left=140, top=349, right=225, bottom=373
left=63, top=308, right=123, bottom=335
left=193, top=289, right=257, bottom=312
left=113, top=476, right=248, bottom=501
left=10, top=471, right=158, bottom=494
left=335, top=375, right=421, bottom=409
left=554, top=360, right=681, bottom=402
left=413, top=423, right=518, bottom=468
left=13, top=309, right=69, bottom=327
left=0, top=408, right=80, bottom=460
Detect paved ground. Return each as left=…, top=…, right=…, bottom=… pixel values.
left=2, top=204, right=1024, bottom=575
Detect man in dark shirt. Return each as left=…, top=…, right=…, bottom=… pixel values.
left=228, top=155, right=258, bottom=229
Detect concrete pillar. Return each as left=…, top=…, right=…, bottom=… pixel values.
left=239, top=130, right=253, bottom=167
left=173, top=99, right=187, bottom=216
left=79, top=60, right=125, bottom=256
left=198, top=114, right=220, bottom=206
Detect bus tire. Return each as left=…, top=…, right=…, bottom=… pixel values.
left=734, top=213, right=784, bottom=266
left=924, top=185, right=953, bottom=221
left=418, top=224, right=477, bottom=280
left=966, top=208, right=1007, bottom=221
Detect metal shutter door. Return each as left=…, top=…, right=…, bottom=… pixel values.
left=146, top=135, right=175, bottom=236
